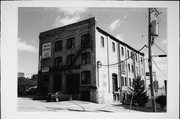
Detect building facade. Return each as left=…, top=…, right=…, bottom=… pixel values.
left=38, top=17, right=146, bottom=103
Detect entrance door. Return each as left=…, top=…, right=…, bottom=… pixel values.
left=112, top=73, right=119, bottom=101
left=112, top=73, right=118, bottom=92
left=66, top=74, right=80, bottom=95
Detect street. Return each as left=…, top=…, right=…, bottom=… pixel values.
left=18, top=97, right=140, bottom=112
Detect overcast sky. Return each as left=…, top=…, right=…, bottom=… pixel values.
left=18, top=7, right=167, bottom=87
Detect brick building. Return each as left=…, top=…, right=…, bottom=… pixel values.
left=38, top=17, right=146, bottom=103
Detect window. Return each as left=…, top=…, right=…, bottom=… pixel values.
left=112, top=42, right=115, bottom=52
left=81, top=33, right=91, bottom=48
left=135, top=54, right=138, bottom=61
left=54, top=57, right=62, bottom=67
left=121, top=47, right=124, bottom=56
left=132, top=65, right=134, bottom=73
left=121, top=77, right=124, bottom=86
left=67, top=37, right=75, bottom=49
left=81, top=52, right=90, bottom=64
left=136, top=66, right=138, bottom=75
left=129, top=78, right=131, bottom=87
left=55, top=40, right=62, bottom=52
left=141, top=69, right=144, bottom=76
left=128, top=64, right=130, bottom=72
left=141, top=57, right=143, bottom=64
left=125, top=77, right=127, bottom=86
left=131, top=52, right=133, bottom=59
left=101, top=36, right=104, bottom=47
left=127, top=50, right=129, bottom=58
left=81, top=71, right=91, bottom=84
left=67, top=55, right=74, bottom=65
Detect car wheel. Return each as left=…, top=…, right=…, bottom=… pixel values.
left=55, top=97, right=59, bottom=102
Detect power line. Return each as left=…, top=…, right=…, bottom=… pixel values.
left=153, top=42, right=167, bottom=55
left=152, top=58, right=167, bottom=77
left=101, top=44, right=147, bottom=66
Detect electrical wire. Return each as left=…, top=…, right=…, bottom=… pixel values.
left=152, top=58, right=167, bottom=77
left=153, top=42, right=167, bottom=55
left=101, top=44, right=147, bottom=66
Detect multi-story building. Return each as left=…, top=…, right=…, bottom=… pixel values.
left=38, top=17, right=145, bottom=103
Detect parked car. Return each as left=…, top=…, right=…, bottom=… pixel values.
left=46, top=91, right=70, bottom=102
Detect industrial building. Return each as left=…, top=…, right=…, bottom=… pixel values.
left=38, top=17, right=146, bottom=103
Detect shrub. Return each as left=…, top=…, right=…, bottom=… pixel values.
left=155, top=95, right=166, bottom=109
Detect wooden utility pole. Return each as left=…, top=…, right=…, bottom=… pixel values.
left=148, top=8, right=156, bottom=112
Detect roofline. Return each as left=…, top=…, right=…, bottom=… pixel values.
left=96, top=27, right=144, bottom=56
left=40, top=17, right=96, bottom=36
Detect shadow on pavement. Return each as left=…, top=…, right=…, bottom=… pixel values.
left=113, top=104, right=166, bottom=112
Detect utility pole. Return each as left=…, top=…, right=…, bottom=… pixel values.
left=148, top=8, right=156, bottom=112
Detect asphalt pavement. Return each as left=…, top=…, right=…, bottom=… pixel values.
left=18, top=97, right=140, bottom=112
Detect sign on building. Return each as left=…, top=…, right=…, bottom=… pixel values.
left=41, top=67, right=49, bottom=73
left=42, top=42, right=51, bottom=59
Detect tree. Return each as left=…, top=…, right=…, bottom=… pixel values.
left=132, top=76, right=148, bottom=106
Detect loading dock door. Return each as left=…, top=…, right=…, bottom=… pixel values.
left=81, top=90, right=90, bottom=101
left=66, top=74, right=80, bottom=95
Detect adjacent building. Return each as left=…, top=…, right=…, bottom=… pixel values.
left=38, top=17, right=146, bottom=103
left=18, top=72, right=25, bottom=78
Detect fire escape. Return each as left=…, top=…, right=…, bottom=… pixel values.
left=52, top=33, right=91, bottom=72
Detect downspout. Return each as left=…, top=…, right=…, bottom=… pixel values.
left=106, top=36, right=110, bottom=93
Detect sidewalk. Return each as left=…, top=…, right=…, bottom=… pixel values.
left=18, top=97, right=140, bottom=112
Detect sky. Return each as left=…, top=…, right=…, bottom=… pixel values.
left=18, top=7, right=167, bottom=87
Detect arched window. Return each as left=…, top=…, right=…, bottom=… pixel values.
left=55, top=40, right=62, bottom=52
left=67, top=37, right=75, bottom=49
left=81, top=33, right=91, bottom=48
left=101, top=36, right=104, bottom=47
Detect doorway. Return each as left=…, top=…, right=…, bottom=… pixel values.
left=112, top=73, right=119, bottom=101
left=66, top=74, right=80, bottom=95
